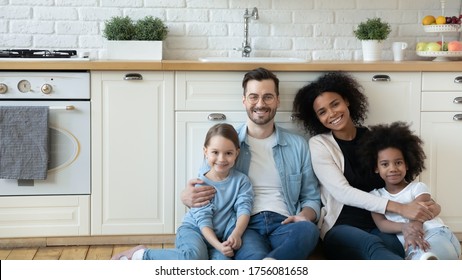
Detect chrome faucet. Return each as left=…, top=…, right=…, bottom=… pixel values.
left=236, top=7, right=258, bottom=57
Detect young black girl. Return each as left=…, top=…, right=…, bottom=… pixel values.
left=360, top=121, right=461, bottom=260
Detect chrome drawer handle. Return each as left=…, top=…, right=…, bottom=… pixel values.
left=453, top=97, right=462, bottom=104
left=453, top=114, right=462, bottom=121
left=454, top=76, right=462, bottom=83
left=49, top=105, right=75, bottom=110
left=372, top=75, right=391, bottom=82
left=124, top=73, right=143, bottom=80
left=207, top=113, right=226, bottom=121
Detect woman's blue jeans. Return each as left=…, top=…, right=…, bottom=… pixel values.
left=143, top=224, right=231, bottom=260
left=234, top=211, right=320, bottom=260
left=323, top=224, right=405, bottom=260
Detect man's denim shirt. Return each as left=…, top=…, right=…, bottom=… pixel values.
left=233, top=123, right=321, bottom=221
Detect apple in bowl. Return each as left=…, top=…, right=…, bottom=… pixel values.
left=448, top=41, right=462, bottom=51
left=424, top=42, right=442, bottom=51
left=416, top=42, right=427, bottom=51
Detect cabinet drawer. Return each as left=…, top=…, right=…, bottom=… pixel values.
left=422, top=72, right=462, bottom=91
left=422, top=91, right=462, bottom=111
left=175, top=71, right=321, bottom=111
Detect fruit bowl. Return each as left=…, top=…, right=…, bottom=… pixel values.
left=423, top=24, right=461, bottom=32
left=416, top=50, right=462, bottom=61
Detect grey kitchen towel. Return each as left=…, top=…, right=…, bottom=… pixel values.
left=0, top=106, right=49, bottom=180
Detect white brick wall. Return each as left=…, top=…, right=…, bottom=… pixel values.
left=0, top=0, right=461, bottom=61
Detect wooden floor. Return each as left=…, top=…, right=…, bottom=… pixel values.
left=1, top=239, right=460, bottom=260
left=0, top=244, right=330, bottom=260
left=0, top=243, right=175, bottom=260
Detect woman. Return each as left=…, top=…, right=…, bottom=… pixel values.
left=292, top=72, right=440, bottom=260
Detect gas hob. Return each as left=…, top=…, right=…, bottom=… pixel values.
left=0, top=49, right=90, bottom=61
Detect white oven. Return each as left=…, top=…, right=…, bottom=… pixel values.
left=0, top=71, right=90, bottom=196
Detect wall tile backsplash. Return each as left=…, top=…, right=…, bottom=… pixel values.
left=1, top=0, right=461, bottom=61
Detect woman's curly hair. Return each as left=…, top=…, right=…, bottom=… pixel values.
left=292, top=72, right=368, bottom=136
left=359, top=121, right=426, bottom=183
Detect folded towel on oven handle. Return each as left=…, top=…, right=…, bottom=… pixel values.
left=0, top=106, right=49, bottom=180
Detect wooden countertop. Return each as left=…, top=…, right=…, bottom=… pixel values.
left=1, top=59, right=462, bottom=72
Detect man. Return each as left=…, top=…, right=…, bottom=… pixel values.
left=181, top=67, right=320, bottom=260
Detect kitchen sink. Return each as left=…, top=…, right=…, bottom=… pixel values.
left=198, top=57, right=308, bottom=63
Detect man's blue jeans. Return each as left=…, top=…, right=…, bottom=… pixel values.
left=235, top=211, right=320, bottom=260
left=323, top=224, right=405, bottom=260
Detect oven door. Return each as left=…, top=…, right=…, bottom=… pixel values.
left=0, top=100, right=90, bottom=196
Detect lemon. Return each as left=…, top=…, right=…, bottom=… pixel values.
left=436, top=16, right=446, bottom=24
left=422, top=15, right=436, bottom=25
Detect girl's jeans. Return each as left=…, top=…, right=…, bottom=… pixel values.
left=234, top=211, right=320, bottom=260
left=406, top=226, right=461, bottom=260
left=143, top=224, right=231, bottom=260
left=324, top=224, right=405, bottom=260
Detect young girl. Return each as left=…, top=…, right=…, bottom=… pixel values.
left=360, top=121, right=461, bottom=260
left=112, top=123, right=253, bottom=260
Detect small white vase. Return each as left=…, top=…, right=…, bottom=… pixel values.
left=361, top=40, right=383, bottom=61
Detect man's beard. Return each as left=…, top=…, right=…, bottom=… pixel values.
left=246, top=105, right=277, bottom=125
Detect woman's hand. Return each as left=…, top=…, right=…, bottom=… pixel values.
left=424, top=199, right=441, bottom=217
left=180, top=178, right=216, bottom=208
left=399, top=200, right=434, bottom=222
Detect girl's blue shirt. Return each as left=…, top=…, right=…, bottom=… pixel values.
left=183, top=168, right=253, bottom=240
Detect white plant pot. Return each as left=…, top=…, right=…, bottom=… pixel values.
left=361, top=40, right=383, bottom=61
left=106, top=40, right=163, bottom=61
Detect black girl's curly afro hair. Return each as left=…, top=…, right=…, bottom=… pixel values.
left=359, top=121, right=426, bottom=183
left=292, top=72, right=368, bottom=136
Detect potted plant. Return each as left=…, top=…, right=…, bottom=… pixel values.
left=103, top=16, right=168, bottom=60
left=353, top=17, right=391, bottom=61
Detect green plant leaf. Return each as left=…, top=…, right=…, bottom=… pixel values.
left=103, top=15, right=168, bottom=41
left=134, top=16, right=168, bottom=41
left=353, top=17, right=391, bottom=41
left=103, top=16, right=135, bottom=40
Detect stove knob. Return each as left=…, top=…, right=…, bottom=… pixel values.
left=0, top=83, right=7, bottom=94
left=41, top=84, right=53, bottom=94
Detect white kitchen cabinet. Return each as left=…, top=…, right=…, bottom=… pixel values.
left=175, top=71, right=312, bottom=111
left=421, top=72, right=462, bottom=233
left=91, top=71, right=175, bottom=235
left=350, top=72, right=421, bottom=133
left=0, top=196, right=90, bottom=238
left=174, top=71, right=421, bottom=228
